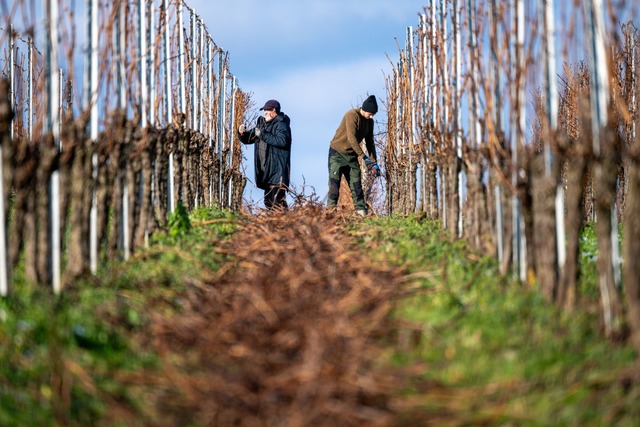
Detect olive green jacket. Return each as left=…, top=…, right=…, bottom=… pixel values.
left=329, top=109, right=377, bottom=161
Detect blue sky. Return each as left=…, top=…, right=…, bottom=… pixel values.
left=189, top=0, right=426, bottom=207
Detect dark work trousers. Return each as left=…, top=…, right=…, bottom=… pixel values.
left=264, top=184, right=288, bottom=210
left=327, top=147, right=366, bottom=210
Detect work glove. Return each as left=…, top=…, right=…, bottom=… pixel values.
left=238, top=124, right=246, bottom=134
left=363, top=157, right=381, bottom=177
left=254, top=128, right=261, bottom=137
left=362, top=156, right=376, bottom=168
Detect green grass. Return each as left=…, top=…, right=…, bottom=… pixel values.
left=0, top=207, right=240, bottom=426
left=351, top=214, right=638, bottom=426
left=0, top=209, right=637, bottom=426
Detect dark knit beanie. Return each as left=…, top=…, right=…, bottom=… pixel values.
left=362, top=95, right=378, bottom=114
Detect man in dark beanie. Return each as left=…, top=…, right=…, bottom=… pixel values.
left=238, top=99, right=292, bottom=210
left=326, top=95, right=381, bottom=216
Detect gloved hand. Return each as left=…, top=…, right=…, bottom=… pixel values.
left=363, top=156, right=377, bottom=168
left=254, top=128, right=261, bottom=137
left=238, top=124, right=246, bottom=134
left=363, top=156, right=380, bottom=177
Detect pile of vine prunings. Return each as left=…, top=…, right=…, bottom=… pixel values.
left=136, top=205, right=408, bottom=426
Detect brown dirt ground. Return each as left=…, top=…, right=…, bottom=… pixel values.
left=131, top=205, right=415, bottom=426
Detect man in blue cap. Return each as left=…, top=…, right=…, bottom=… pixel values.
left=326, top=95, right=381, bottom=216
left=238, top=99, right=292, bottom=210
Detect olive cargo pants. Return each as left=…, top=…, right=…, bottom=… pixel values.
left=327, top=147, right=366, bottom=211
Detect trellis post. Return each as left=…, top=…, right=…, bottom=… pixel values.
left=453, top=0, right=463, bottom=237
left=511, top=0, right=527, bottom=282
left=47, top=0, right=61, bottom=292
left=228, top=76, right=237, bottom=208
left=163, top=0, right=175, bottom=213
left=217, top=51, right=226, bottom=205
left=490, top=0, right=505, bottom=265
left=88, top=0, right=99, bottom=275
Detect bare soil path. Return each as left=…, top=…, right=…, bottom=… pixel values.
left=139, top=206, right=409, bottom=426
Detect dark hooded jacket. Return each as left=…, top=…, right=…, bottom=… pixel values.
left=239, top=112, right=292, bottom=190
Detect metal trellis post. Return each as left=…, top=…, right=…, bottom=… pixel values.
left=453, top=0, right=463, bottom=238
left=9, top=25, right=14, bottom=141
left=440, top=0, right=448, bottom=229
left=208, top=41, right=214, bottom=205
left=138, top=0, right=149, bottom=247
left=0, top=27, right=12, bottom=295
left=586, top=0, right=621, bottom=334
left=631, top=26, right=637, bottom=143
left=87, top=0, right=99, bottom=275
left=217, top=51, right=226, bottom=205
left=511, top=0, right=527, bottom=282
left=139, top=0, right=148, bottom=128
left=58, top=69, right=63, bottom=140
left=47, top=0, right=61, bottom=292
left=148, top=0, right=156, bottom=126
left=467, top=0, right=481, bottom=149
left=190, top=9, right=197, bottom=129
left=490, top=0, right=504, bottom=265
left=163, top=0, right=175, bottom=213
left=198, top=19, right=204, bottom=134
left=543, top=0, right=566, bottom=274
left=228, top=76, right=236, bottom=208
left=116, top=0, right=130, bottom=260
left=407, top=26, right=416, bottom=213
left=178, top=1, right=186, bottom=117
left=28, top=36, right=33, bottom=140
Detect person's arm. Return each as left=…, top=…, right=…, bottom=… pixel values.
left=238, top=128, right=253, bottom=145
left=260, top=120, right=291, bottom=149
left=345, top=111, right=366, bottom=158
left=364, top=120, right=376, bottom=162
left=238, top=118, right=263, bottom=145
